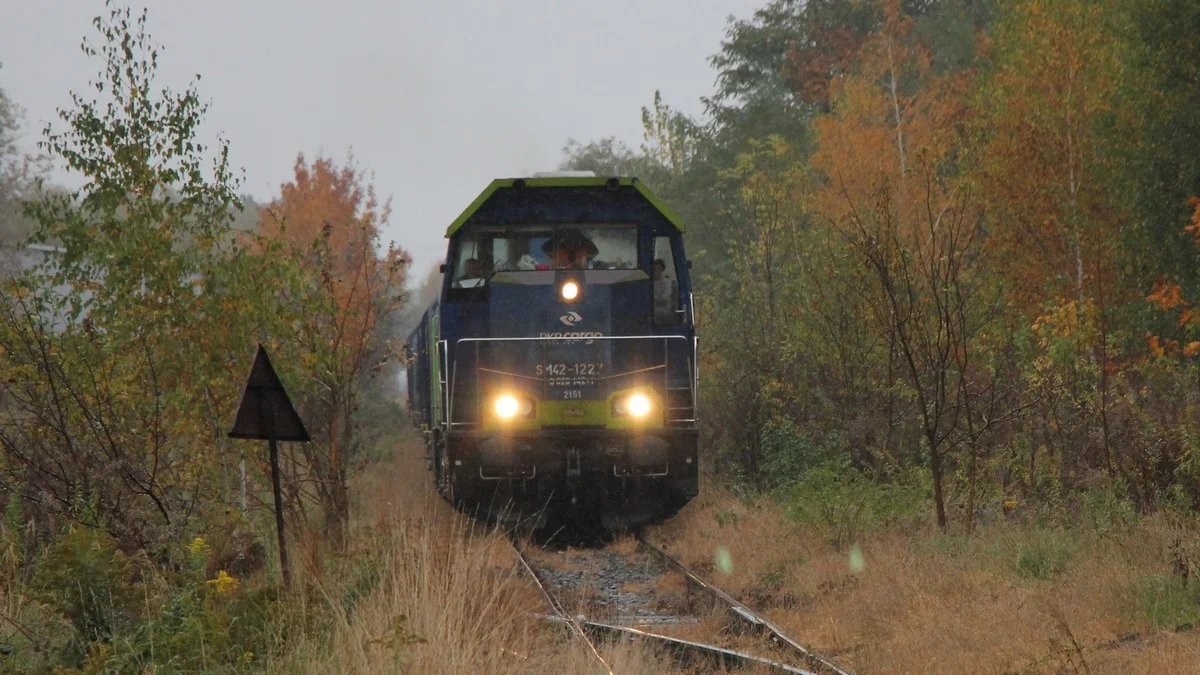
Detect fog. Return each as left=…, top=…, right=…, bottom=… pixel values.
left=3, top=0, right=763, bottom=280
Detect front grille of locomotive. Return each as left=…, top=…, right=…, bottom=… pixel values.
left=445, top=335, right=696, bottom=429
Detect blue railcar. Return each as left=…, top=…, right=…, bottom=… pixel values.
left=404, top=173, right=698, bottom=531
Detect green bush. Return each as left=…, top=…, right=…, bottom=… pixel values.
left=1014, top=530, right=1074, bottom=580
left=1138, top=575, right=1200, bottom=630
left=1079, top=481, right=1137, bottom=534
left=22, top=526, right=289, bottom=672
left=776, top=457, right=925, bottom=548
left=760, top=419, right=836, bottom=488
left=30, top=525, right=136, bottom=663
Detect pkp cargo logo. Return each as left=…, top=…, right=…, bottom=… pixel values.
left=559, top=311, right=582, bottom=326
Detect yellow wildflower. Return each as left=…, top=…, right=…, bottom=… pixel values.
left=207, top=570, right=239, bottom=594
left=188, top=536, right=209, bottom=559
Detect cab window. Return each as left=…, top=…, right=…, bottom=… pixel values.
left=452, top=225, right=637, bottom=283
left=653, top=236, right=682, bottom=325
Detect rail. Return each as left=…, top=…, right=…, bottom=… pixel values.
left=638, top=537, right=853, bottom=675
left=511, top=531, right=834, bottom=674
left=550, top=616, right=817, bottom=674
left=508, top=535, right=613, bottom=674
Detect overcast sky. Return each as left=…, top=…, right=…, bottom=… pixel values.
left=3, top=0, right=762, bottom=280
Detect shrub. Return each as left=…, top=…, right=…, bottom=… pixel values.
left=1079, top=480, right=1137, bottom=534
left=30, top=525, right=136, bottom=663
left=760, top=419, right=836, bottom=489
left=1013, top=529, right=1074, bottom=580
left=1137, top=575, right=1200, bottom=630
left=776, top=457, right=925, bottom=548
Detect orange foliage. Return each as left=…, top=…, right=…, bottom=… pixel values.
left=811, top=0, right=974, bottom=233
left=1185, top=196, right=1200, bottom=245
left=1146, top=333, right=1165, bottom=358
left=259, top=153, right=409, bottom=352
left=783, top=18, right=867, bottom=110
left=260, top=153, right=395, bottom=264
left=975, top=0, right=1126, bottom=313
left=1146, top=276, right=1187, bottom=311
left=1144, top=196, right=1200, bottom=357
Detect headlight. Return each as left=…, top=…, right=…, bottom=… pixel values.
left=613, top=391, right=653, bottom=418
left=493, top=394, right=534, bottom=419
left=494, top=394, right=519, bottom=418
left=561, top=281, right=579, bottom=300
left=627, top=393, right=652, bottom=417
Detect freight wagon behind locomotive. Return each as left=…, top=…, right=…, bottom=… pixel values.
left=404, top=173, right=699, bottom=531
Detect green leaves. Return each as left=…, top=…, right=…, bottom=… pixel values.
left=0, top=4, right=271, bottom=551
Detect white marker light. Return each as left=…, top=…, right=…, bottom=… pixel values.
left=494, top=394, right=520, bottom=419
left=561, top=281, right=579, bottom=300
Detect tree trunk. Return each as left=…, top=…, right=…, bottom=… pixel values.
left=966, top=443, right=978, bottom=535
left=929, top=435, right=948, bottom=531
left=324, top=413, right=351, bottom=549
left=883, top=331, right=897, bottom=478
left=325, top=465, right=348, bottom=549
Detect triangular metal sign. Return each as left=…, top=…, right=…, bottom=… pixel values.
left=228, top=344, right=310, bottom=442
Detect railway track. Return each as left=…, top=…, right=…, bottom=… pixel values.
left=639, top=539, right=852, bottom=675
left=510, top=535, right=615, bottom=674
left=508, top=531, right=852, bottom=674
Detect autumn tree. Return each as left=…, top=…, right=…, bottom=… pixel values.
left=562, top=0, right=1200, bottom=518
left=1145, top=198, right=1200, bottom=359
left=0, top=5, right=276, bottom=551
left=1111, top=0, right=1200, bottom=297
left=805, top=0, right=1027, bottom=529
left=975, top=0, right=1127, bottom=313
left=258, top=153, right=409, bottom=548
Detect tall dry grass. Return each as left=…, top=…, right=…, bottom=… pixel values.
left=269, top=439, right=671, bottom=674
left=274, top=510, right=545, bottom=673
left=647, top=484, right=1200, bottom=674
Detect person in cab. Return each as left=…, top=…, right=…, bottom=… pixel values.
left=543, top=229, right=599, bottom=270
left=653, top=258, right=679, bottom=322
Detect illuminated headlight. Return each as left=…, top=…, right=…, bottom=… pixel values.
left=561, top=281, right=579, bottom=301
left=627, top=393, right=652, bottom=417
left=613, top=392, right=653, bottom=418
left=493, top=394, right=534, bottom=419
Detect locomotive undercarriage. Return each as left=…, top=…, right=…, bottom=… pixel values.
left=436, top=429, right=699, bottom=531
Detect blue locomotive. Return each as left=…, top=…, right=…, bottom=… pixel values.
left=404, top=172, right=698, bottom=531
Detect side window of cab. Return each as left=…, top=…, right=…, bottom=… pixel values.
left=446, top=235, right=490, bottom=303
left=652, top=236, right=682, bottom=325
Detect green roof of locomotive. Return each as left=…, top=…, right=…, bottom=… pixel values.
left=444, top=175, right=685, bottom=237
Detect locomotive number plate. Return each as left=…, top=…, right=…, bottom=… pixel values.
left=535, top=362, right=604, bottom=379
left=537, top=361, right=604, bottom=399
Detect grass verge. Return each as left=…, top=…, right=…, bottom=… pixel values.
left=646, top=479, right=1200, bottom=673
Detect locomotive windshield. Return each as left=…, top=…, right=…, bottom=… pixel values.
left=452, top=224, right=638, bottom=284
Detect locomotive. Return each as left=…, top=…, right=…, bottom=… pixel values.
left=404, top=172, right=698, bottom=531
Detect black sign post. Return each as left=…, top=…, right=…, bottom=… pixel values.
left=228, top=344, right=309, bottom=588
